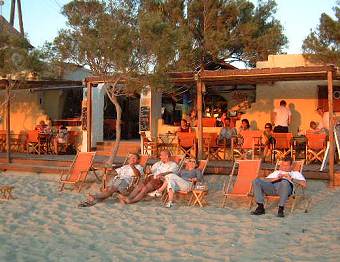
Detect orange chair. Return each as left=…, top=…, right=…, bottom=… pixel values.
left=305, top=133, right=327, bottom=164
left=163, top=159, right=209, bottom=205
left=232, top=130, right=263, bottom=159
left=59, top=152, right=96, bottom=192
left=221, top=159, right=261, bottom=208
left=272, top=133, right=293, bottom=161
left=177, top=132, right=196, bottom=158
left=264, top=160, right=310, bottom=213
left=203, top=133, right=224, bottom=160
left=202, top=117, right=216, bottom=127
left=26, top=130, right=40, bottom=154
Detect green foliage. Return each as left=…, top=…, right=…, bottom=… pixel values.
left=44, top=0, right=287, bottom=90
left=302, top=2, right=340, bottom=66
left=0, top=31, right=43, bottom=77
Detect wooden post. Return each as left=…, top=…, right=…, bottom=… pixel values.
left=196, top=79, right=203, bottom=159
left=86, top=81, right=92, bottom=152
left=6, top=83, right=11, bottom=163
left=328, top=69, right=335, bottom=186
left=17, top=0, right=24, bottom=35
left=9, top=0, right=15, bottom=26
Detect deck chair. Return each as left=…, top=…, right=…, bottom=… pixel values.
left=265, top=160, right=310, bottom=213
left=26, top=130, right=40, bottom=154
left=163, top=159, right=209, bottom=205
left=232, top=130, right=262, bottom=160
left=203, top=133, right=227, bottom=160
left=272, top=133, right=293, bottom=161
left=221, top=159, right=261, bottom=208
left=102, top=154, right=150, bottom=191
left=305, top=133, right=327, bottom=164
left=0, top=185, right=14, bottom=200
left=59, top=152, right=96, bottom=192
left=177, top=132, right=197, bottom=158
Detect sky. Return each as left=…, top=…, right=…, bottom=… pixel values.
left=0, top=0, right=337, bottom=54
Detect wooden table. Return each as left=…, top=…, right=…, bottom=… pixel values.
left=188, top=187, right=208, bottom=207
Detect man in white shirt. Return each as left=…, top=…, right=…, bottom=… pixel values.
left=317, top=106, right=330, bottom=131
left=272, top=100, right=291, bottom=133
left=78, top=153, right=144, bottom=207
left=120, top=149, right=178, bottom=204
left=251, top=156, right=306, bottom=217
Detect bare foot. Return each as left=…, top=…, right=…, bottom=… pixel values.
left=118, top=195, right=128, bottom=204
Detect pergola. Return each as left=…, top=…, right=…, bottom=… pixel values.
left=85, top=65, right=339, bottom=186
left=0, top=79, right=83, bottom=162
left=178, top=65, right=339, bottom=186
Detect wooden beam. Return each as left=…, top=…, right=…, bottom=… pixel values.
left=6, top=84, right=11, bottom=163
left=328, top=69, right=335, bottom=186
left=9, top=0, right=15, bottom=26
left=17, top=0, right=24, bottom=35
left=196, top=78, right=203, bottom=159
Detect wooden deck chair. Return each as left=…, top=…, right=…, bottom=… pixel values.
left=272, top=133, right=293, bottom=161
left=163, top=159, right=209, bottom=204
left=203, top=133, right=227, bottom=160
left=221, top=159, right=261, bottom=208
left=59, top=152, right=96, bottom=192
left=265, top=160, right=310, bottom=213
left=26, top=130, right=40, bottom=154
left=305, top=133, right=327, bottom=164
left=177, top=132, right=197, bottom=158
left=232, top=130, right=262, bottom=160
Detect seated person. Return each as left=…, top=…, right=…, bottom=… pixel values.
left=188, top=109, right=197, bottom=127
left=35, top=120, right=51, bottom=134
left=149, top=158, right=203, bottom=208
left=177, top=119, right=193, bottom=133
left=119, top=150, right=178, bottom=204
left=78, top=153, right=144, bottom=207
left=53, top=125, right=68, bottom=154
left=251, top=156, right=306, bottom=217
left=305, top=121, right=323, bottom=135
left=262, top=123, right=275, bottom=161
left=238, top=119, right=250, bottom=133
left=218, top=116, right=237, bottom=144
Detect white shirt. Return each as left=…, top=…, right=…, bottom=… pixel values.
left=151, top=161, right=178, bottom=178
left=274, top=106, right=291, bottom=127
left=318, top=111, right=330, bottom=130
left=266, top=170, right=306, bottom=184
left=116, top=164, right=144, bottom=185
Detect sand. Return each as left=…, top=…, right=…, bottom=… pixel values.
left=0, top=171, right=339, bottom=262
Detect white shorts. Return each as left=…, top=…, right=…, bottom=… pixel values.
left=165, top=173, right=192, bottom=192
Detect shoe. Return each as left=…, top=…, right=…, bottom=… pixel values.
left=165, top=201, right=173, bottom=208
left=148, top=190, right=162, bottom=197
left=251, top=206, right=265, bottom=215
left=78, top=200, right=96, bottom=208
left=277, top=207, right=285, bottom=217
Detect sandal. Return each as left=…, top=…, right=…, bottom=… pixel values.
left=78, top=200, right=97, bottom=208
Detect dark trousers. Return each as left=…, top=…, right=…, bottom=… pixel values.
left=273, top=126, right=288, bottom=133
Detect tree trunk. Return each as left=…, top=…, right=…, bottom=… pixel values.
left=106, top=93, right=122, bottom=166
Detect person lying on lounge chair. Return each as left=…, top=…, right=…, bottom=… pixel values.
left=119, top=149, right=178, bottom=205
left=78, top=153, right=144, bottom=207
left=251, top=156, right=306, bottom=217
left=150, top=158, right=203, bottom=208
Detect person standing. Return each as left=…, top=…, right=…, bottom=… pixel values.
left=272, top=100, right=291, bottom=133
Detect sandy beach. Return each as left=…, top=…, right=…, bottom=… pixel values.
left=0, top=171, right=339, bottom=261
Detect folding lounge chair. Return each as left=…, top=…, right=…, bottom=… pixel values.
left=305, top=133, right=327, bottom=164
left=221, top=159, right=261, bottom=208
left=162, top=159, right=209, bottom=205
left=59, top=152, right=96, bottom=192
left=265, top=160, right=310, bottom=213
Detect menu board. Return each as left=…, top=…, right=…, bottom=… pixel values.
left=139, top=106, right=150, bottom=131
left=81, top=106, right=87, bottom=131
